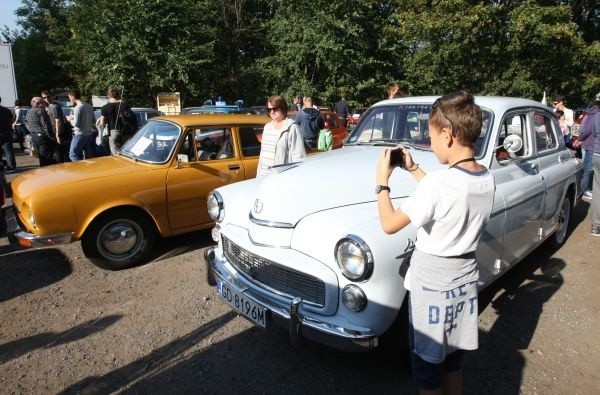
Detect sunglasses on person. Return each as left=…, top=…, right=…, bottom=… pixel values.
left=267, top=106, right=280, bottom=113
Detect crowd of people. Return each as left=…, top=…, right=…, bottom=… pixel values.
left=0, top=88, right=137, bottom=171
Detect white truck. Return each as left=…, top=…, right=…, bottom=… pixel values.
left=0, top=43, right=18, bottom=106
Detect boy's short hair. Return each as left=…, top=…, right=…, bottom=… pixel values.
left=429, top=90, right=482, bottom=148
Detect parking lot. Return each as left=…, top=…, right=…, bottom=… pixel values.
left=1, top=150, right=599, bottom=394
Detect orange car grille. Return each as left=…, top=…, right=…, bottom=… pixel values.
left=222, top=236, right=325, bottom=307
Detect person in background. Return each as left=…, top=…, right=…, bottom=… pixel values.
left=66, top=89, right=96, bottom=161
left=333, top=94, right=351, bottom=128
left=295, top=96, right=324, bottom=149
left=25, top=96, right=56, bottom=167
left=41, top=90, right=68, bottom=162
left=318, top=121, right=333, bottom=151
left=387, top=82, right=408, bottom=100
left=0, top=96, right=17, bottom=173
left=553, top=94, right=574, bottom=130
left=100, top=88, right=132, bottom=155
left=577, top=93, right=600, bottom=202
left=588, top=93, right=600, bottom=236
left=555, top=110, right=571, bottom=144
left=257, top=95, right=305, bottom=178
left=376, top=91, right=495, bottom=394
left=12, top=99, right=27, bottom=151
left=292, top=96, right=302, bottom=111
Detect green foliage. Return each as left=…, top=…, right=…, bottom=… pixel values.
left=6, top=0, right=599, bottom=108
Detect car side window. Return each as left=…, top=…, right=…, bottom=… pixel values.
left=239, top=126, right=263, bottom=157
left=178, top=130, right=197, bottom=162
left=496, top=113, right=529, bottom=161
left=533, top=113, right=558, bottom=153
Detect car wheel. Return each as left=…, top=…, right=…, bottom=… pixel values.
left=549, top=194, right=571, bottom=249
left=81, top=209, right=156, bottom=270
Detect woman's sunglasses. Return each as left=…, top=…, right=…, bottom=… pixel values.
left=267, top=107, right=280, bottom=113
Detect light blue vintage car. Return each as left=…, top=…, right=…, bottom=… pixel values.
left=203, top=96, right=583, bottom=352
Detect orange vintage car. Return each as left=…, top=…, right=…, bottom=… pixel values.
left=6, top=114, right=268, bottom=270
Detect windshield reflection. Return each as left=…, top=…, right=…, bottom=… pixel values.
left=120, top=120, right=181, bottom=163
left=346, top=104, right=491, bottom=158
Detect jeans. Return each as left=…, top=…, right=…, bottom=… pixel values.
left=582, top=149, right=593, bottom=192
left=592, top=156, right=600, bottom=226
left=1, top=134, right=16, bottom=171
left=69, top=133, right=96, bottom=161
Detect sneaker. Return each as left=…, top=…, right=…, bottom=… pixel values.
left=592, top=225, right=600, bottom=237
left=583, top=190, right=592, bottom=200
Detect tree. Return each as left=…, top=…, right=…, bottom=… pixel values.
left=62, top=0, right=218, bottom=106
left=8, top=0, right=73, bottom=102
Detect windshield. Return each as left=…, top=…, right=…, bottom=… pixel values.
left=120, top=120, right=181, bottom=163
left=346, top=104, right=492, bottom=157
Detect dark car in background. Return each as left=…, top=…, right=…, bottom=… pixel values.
left=131, top=107, right=164, bottom=128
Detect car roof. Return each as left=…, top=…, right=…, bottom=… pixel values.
left=374, top=96, right=551, bottom=113
left=151, top=113, right=269, bottom=127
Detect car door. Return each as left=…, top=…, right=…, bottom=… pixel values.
left=235, top=125, right=263, bottom=179
left=488, top=110, right=546, bottom=273
left=533, top=111, right=576, bottom=236
left=166, top=126, right=246, bottom=230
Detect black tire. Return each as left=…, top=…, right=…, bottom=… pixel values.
left=81, top=209, right=156, bottom=270
left=548, top=194, right=572, bottom=249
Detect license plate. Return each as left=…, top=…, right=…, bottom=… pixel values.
left=217, top=279, right=266, bottom=328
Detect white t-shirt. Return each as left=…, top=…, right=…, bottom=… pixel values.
left=401, top=166, right=495, bottom=257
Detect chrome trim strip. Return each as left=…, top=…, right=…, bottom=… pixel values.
left=249, top=212, right=294, bottom=228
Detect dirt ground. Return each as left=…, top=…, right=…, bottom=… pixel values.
left=1, top=149, right=599, bottom=394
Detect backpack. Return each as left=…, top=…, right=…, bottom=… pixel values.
left=118, top=105, right=138, bottom=135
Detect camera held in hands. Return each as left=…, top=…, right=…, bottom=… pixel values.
left=389, top=148, right=406, bottom=168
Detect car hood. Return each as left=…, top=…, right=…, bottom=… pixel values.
left=12, top=156, right=144, bottom=198
left=251, top=145, right=443, bottom=226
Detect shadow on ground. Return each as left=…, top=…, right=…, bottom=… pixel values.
left=150, top=229, right=214, bottom=263
left=0, top=315, right=121, bottom=364
left=0, top=248, right=72, bottom=301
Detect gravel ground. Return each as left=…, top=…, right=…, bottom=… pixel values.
left=1, top=149, right=599, bottom=394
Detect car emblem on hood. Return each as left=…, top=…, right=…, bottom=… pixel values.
left=254, top=199, right=263, bottom=213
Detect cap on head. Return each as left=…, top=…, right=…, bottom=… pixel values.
left=595, top=92, right=600, bottom=103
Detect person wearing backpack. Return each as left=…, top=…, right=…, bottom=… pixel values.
left=295, top=96, right=324, bottom=149
left=100, top=88, right=137, bottom=155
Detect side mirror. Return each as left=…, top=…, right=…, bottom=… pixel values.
left=495, top=134, right=523, bottom=153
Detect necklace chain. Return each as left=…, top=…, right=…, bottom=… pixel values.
left=449, top=157, right=476, bottom=168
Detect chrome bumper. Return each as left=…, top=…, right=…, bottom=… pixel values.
left=5, top=206, right=73, bottom=248
left=203, top=246, right=378, bottom=352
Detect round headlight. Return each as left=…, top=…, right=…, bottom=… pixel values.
left=342, top=285, right=367, bottom=311
left=335, top=235, right=373, bottom=281
left=207, top=191, right=224, bottom=222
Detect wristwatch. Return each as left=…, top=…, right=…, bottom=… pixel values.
left=375, top=185, right=390, bottom=194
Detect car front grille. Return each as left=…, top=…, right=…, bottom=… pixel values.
left=222, top=236, right=325, bottom=307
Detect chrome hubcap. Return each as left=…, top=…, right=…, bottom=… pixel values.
left=100, top=222, right=139, bottom=256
